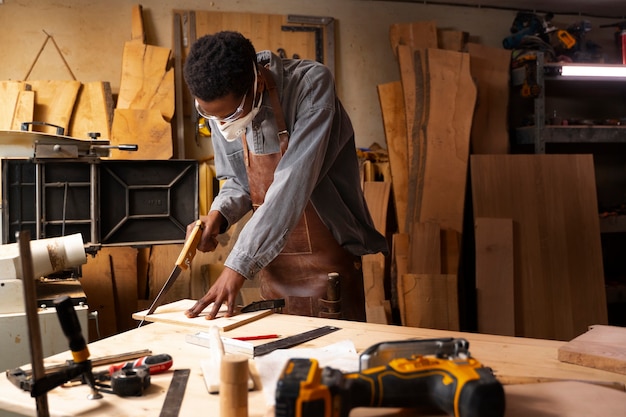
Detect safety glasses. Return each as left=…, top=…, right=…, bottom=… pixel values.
left=195, top=91, right=248, bottom=123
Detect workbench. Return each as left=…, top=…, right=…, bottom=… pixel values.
left=1, top=313, right=625, bottom=416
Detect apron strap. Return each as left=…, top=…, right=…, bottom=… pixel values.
left=259, top=65, right=289, bottom=154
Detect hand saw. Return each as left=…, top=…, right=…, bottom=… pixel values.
left=138, top=220, right=204, bottom=327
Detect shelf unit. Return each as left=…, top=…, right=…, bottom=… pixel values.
left=511, top=52, right=626, bottom=154
left=510, top=53, right=626, bottom=325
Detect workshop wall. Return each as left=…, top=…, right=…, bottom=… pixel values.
left=0, top=0, right=619, bottom=150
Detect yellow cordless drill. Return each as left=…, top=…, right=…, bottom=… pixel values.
left=275, top=338, right=505, bottom=417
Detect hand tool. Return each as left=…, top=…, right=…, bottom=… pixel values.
left=275, top=337, right=505, bottom=417
left=107, top=353, right=173, bottom=375
left=186, top=325, right=340, bottom=357
left=7, top=295, right=102, bottom=401
left=138, top=220, right=204, bottom=327
left=240, top=298, right=285, bottom=313
left=159, top=369, right=191, bottom=417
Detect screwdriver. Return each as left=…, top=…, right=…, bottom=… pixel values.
left=108, top=354, right=173, bottom=375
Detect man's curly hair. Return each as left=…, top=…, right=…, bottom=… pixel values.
left=184, top=31, right=257, bottom=102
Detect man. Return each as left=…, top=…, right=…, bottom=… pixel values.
left=183, top=31, right=387, bottom=321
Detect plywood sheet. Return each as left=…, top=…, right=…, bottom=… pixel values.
left=475, top=217, right=515, bottom=336
left=132, top=299, right=273, bottom=332
left=558, top=325, right=626, bottom=375
left=471, top=154, right=607, bottom=341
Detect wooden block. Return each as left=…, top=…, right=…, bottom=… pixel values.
left=475, top=217, right=515, bottom=336
left=558, top=325, right=626, bottom=375
left=401, top=273, right=459, bottom=330
left=132, top=299, right=273, bottom=332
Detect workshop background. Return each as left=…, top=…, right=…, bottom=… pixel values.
left=1, top=0, right=626, bottom=346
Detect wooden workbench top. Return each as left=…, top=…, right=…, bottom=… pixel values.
left=1, top=313, right=625, bottom=416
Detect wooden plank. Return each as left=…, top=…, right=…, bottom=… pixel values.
left=471, top=154, right=608, bottom=341
left=117, top=41, right=175, bottom=122
left=408, top=221, right=440, bottom=274
left=377, top=81, right=409, bottom=232
left=192, top=12, right=316, bottom=62
left=106, top=247, right=139, bottom=333
left=401, top=273, right=459, bottom=330
left=467, top=43, right=511, bottom=154
left=131, top=4, right=146, bottom=43
left=132, top=298, right=273, bottom=332
left=392, top=233, right=410, bottom=325
left=147, top=244, right=191, bottom=307
left=109, top=108, right=172, bottom=159
left=68, top=81, right=114, bottom=139
left=0, top=80, right=28, bottom=129
left=440, top=228, right=461, bottom=275
left=389, top=21, right=438, bottom=57
left=29, top=80, right=81, bottom=135
left=416, top=48, right=475, bottom=233
left=81, top=249, right=118, bottom=340
left=437, top=29, right=469, bottom=51
left=558, top=325, right=626, bottom=375
left=12, top=90, right=35, bottom=130
left=363, top=181, right=391, bottom=235
left=475, top=217, right=515, bottom=336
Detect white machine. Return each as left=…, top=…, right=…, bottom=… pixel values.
left=0, top=234, right=89, bottom=371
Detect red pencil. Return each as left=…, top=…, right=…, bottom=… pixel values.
left=232, top=334, right=280, bottom=341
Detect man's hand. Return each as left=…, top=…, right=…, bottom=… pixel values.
left=188, top=210, right=225, bottom=252
left=185, top=267, right=246, bottom=319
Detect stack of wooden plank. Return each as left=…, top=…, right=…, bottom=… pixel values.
left=108, top=4, right=175, bottom=160
left=378, top=21, right=477, bottom=330
left=0, top=79, right=112, bottom=139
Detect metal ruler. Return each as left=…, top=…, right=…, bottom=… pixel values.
left=254, top=325, right=341, bottom=357
left=159, top=369, right=190, bottom=417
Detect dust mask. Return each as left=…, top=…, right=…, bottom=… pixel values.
left=217, top=67, right=262, bottom=142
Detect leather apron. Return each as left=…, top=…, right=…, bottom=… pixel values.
left=243, top=66, right=365, bottom=321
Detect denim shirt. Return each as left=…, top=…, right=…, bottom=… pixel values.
left=209, top=51, right=388, bottom=279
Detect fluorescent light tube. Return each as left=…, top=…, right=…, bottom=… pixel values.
left=560, top=65, right=626, bottom=77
